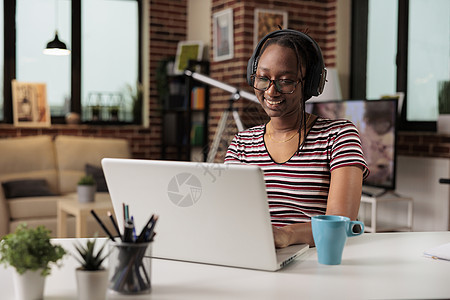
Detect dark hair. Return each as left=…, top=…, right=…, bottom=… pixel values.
left=257, top=33, right=322, bottom=100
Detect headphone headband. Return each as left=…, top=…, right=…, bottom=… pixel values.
left=246, top=29, right=327, bottom=101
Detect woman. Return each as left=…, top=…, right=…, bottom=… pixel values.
left=225, top=30, right=369, bottom=247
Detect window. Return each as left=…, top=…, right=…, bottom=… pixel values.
left=82, top=0, right=139, bottom=123
left=16, top=0, right=71, bottom=116
left=2, top=0, right=141, bottom=124
left=352, top=0, right=450, bottom=131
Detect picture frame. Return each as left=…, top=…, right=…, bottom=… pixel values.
left=173, top=40, right=204, bottom=75
left=213, top=8, right=234, bottom=62
left=12, top=80, right=50, bottom=127
left=254, top=9, right=288, bottom=47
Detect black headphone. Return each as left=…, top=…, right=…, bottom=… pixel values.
left=246, top=29, right=327, bottom=101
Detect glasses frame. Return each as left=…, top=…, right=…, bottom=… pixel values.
left=250, top=75, right=302, bottom=94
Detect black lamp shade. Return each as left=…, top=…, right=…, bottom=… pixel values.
left=43, top=32, right=71, bottom=55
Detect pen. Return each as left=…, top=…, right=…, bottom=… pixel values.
left=145, top=215, right=158, bottom=242
left=136, top=214, right=154, bottom=243
left=108, top=211, right=122, bottom=241
left=90, top=209, right=116, bottom=242
left=124, top=204, right=129, bottom=222
left=131, top=216, right=137, bottom=241
left=123, top=219, right=135, bottom=243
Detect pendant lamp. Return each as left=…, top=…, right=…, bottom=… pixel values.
left=43, top=30, right=71, bottom=55
left=43, top=0, right=70, bottom=56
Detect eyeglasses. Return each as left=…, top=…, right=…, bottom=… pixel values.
left=251, top=75, right=301, bottom=94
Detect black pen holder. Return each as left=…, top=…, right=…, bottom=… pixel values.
left=108, top=242, right=152, bottom=294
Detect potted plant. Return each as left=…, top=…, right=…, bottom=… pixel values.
left=73, top=237, right=110, bottom=300
left=77, top=174, right=96, bottom=203
left=0, top=223, right=66, bottom=300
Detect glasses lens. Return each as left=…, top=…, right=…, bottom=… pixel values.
left=253, top=77, right=270, bottom=90
left=275, top=80, right=296, bottom=94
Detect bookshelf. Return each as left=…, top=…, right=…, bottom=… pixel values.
left=161, top=60, right=209, bottom=161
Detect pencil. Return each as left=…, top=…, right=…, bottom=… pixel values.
left=108, top=211, right=122, bottom=241
left=90, top=209, right=116, bottom=242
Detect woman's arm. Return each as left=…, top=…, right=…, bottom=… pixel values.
left=273, top=165, right=364, bottom=248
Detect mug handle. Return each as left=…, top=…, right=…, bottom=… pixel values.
left=347, top=221, right=365, bottom=237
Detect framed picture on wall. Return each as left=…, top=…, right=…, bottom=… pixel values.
left=254, top=8, right=288, bottom=47
left=12, top=80, right=50, bottom=127
left=213, top=8, right=234, bottom=62
left=174, top=40, right=204, bottom=75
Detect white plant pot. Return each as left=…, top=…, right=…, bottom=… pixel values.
left=76, top=268, right=109, bottom=300
left=437, top=114, right=450, bottom=134
left=13, top=269, right=46, bottom=300
left=77, top=185, right=96, bottom=203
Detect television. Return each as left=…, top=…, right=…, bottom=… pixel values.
left=306, top=98, right=398, bottom=195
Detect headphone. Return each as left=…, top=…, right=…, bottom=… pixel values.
left=246, top=29, right=327, bottom=101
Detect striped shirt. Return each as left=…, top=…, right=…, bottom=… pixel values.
left=224, top=117, right=369, bottom=226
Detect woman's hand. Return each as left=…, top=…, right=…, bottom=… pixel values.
left=272, top=225, right=292, bottom=248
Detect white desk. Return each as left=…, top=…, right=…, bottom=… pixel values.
left=1, top=232, right=449, bottom=299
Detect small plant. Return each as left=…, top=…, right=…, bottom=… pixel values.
left=0, top=223, right=66, bottom=276
left=78, top=174, right=96, bottom=186
left=73, top=237, right=110, bottom=271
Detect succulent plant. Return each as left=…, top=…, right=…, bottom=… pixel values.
left=78, top=174, right=96, bottom=186
left=73, top=238, right=109, bottom=271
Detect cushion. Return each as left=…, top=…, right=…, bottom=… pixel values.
left=85, top=164, right=108, bottom=192
left=2, top=179, right=56, bottom=199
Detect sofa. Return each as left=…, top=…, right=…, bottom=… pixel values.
left=0, top=135, right=131, bottom=237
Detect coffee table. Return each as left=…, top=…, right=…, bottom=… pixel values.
left=57, top=193, right=114, bottom=238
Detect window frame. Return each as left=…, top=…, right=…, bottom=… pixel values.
left=351, top=0, right=437, bottom=131
left=2, top=0, right=142, bottom=124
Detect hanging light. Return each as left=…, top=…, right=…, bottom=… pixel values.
left=43, top=30, right=71, bottom=55
left=43, top=0, right=70, bottom=56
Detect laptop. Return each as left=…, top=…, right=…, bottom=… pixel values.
left=102, top=158, right=309, bottom=271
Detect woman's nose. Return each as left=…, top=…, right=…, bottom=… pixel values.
left=265, top=82, right=280, bottom=96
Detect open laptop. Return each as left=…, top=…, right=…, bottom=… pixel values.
left=102, top=158, right=309, bottom=271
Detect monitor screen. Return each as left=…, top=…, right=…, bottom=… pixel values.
left=306, top=98, right=398, bottom=191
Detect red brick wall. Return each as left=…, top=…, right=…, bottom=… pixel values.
left=208, top=0, right=338, bottom=161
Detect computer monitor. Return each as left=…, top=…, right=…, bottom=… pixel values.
left=306, top=98, right=398, bottom=192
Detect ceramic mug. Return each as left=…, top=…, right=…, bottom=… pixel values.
left=311, top=215, right=364, bottom=265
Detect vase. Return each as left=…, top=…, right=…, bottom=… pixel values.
left=13, top=269, right=46, bottom=300
left=77, top=185, right=96, bottom=203
left=76, top=268, right=109, bottom=300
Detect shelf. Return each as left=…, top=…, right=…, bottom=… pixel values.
left=160, top=60, right=209, bottom=161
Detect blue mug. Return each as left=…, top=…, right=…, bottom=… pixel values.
left=311, top=215, right=364, bottom=265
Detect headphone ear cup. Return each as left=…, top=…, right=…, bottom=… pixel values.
left=246, top=56, right=256, bottom=86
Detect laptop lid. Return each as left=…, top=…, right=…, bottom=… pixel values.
left=102, top=158, right=308, bottom=271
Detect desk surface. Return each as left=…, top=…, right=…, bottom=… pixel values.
left=1, top=232, right=449, bottom=299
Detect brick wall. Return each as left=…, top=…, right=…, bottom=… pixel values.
left=208, top=0, right=338, bottom=161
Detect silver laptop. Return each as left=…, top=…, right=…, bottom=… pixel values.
left=102, top=158, right=309, bottom=271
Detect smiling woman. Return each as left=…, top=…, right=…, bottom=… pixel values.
left=225, top=29, right=369, bottom=248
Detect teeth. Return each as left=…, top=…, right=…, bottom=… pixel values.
left=266, top=99, right=283, bottom=105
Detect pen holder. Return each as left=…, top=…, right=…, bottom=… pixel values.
left=108, top=242, right=152, bottom=294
